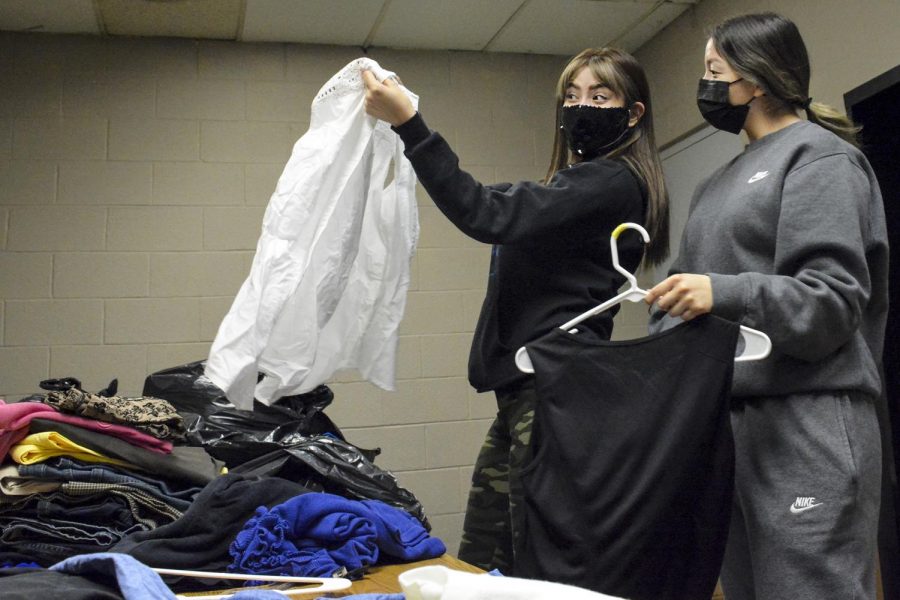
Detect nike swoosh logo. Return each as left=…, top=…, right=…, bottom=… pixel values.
left=748, top=171, right=769, bottom=183
left=790, top=502, right=823, bottom=514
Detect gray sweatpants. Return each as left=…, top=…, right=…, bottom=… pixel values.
left=720, top=391, right=882, bottom=600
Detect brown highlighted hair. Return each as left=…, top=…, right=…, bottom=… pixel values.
left=545, top=48, right=669, bottom=266
left=710, top=12, right=861, bottom=147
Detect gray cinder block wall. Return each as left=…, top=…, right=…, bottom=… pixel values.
left=0, top=32, right=604, bottom=554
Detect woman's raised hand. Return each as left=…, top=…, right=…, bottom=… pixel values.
left=361, top=70, right=416, bottom=127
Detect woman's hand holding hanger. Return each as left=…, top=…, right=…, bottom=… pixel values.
left=644, top=273, right=713, bottom=321
left=361, top=69, right=416, bottom=127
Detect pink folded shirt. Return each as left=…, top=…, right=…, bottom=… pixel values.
left=0, top=400, right=173, bottom=458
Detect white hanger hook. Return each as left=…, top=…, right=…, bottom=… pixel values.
left=610, top=222, right=650, bottom=285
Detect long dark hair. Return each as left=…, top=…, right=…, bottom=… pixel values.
left=545, top=48, right=669, bottom=267
left=711, top=12, right=861, bottom=147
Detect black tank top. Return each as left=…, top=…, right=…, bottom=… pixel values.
left=516, top=314, right=739, bottom=600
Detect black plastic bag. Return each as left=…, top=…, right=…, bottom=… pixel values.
left=230, top=436, right=429, bottom=529
left=141, top=361, right=427, bottom=527
left=142, top=360, right=358, bottom=466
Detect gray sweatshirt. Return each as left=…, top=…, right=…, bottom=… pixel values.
left=652, top=120, right=888, bottom=398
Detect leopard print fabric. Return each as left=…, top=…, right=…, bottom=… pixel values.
left=43, top=389, right=186, bottom=441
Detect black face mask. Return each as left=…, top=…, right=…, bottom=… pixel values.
left=696, top=78, right=754, bottom=134
left=560, top=105, right=631, bottom=159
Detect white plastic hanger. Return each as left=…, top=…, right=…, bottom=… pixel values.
left=150, top=567, right=352, bottom=599
left=515, top=222, right=772, bottom=373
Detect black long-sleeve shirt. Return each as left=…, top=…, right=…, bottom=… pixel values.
left=394, top=113, right=646, bottom=392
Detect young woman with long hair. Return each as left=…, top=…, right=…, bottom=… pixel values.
left=363, top=47, right=668, bottom=575
left=646, top=13, right=887, bottom=599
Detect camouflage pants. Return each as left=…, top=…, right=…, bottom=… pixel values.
left=457, top=385, right=536, bottom=574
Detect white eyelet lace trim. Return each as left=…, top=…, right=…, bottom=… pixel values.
left=314, top=57, right=395, bottom=105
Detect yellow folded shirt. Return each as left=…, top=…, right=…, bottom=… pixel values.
left=10, top=431, right=137, bottom=469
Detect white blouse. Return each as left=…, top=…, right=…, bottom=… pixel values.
left=205, top=58, right=419, bottom=409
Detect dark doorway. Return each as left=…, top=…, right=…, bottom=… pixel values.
left=846, top=64, right=900, bottom=600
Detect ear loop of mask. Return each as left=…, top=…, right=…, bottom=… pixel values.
left=594, top=118, right=633, bottom=154
left=729, top=78, right=763, bottom=106
left=602, top=104, right=640, bottom=153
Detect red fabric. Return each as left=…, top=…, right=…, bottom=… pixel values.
left=0, top=400, right=173, bottom=459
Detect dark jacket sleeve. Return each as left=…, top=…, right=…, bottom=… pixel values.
left=393, top=113, right=643, bottom=245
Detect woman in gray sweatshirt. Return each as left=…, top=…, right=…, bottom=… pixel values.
left=646, top=12, right=888, bottom=600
